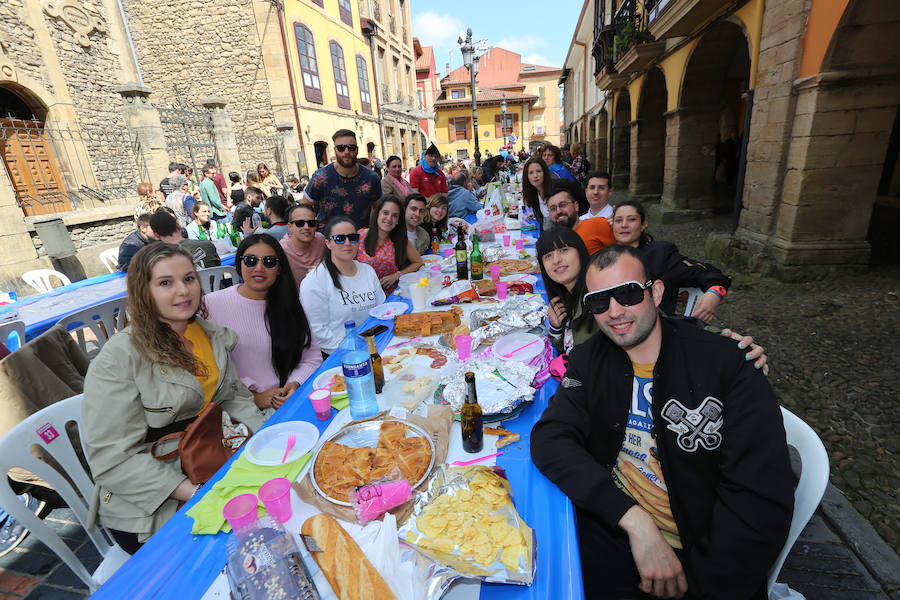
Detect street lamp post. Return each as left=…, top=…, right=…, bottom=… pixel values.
left=460, top=28, right=481, bottom=166
left=501, top=93, right=507, bottom=148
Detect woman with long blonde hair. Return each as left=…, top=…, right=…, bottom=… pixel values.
left=82, top=243, right=268, bottom=555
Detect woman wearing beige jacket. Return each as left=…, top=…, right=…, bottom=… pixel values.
left=380, top=155, right=411, bottom=200
left=82, top=243, right=269, bottom=553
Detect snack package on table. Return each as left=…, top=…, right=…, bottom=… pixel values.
left=398, top=465, right=536, bottom=586
left=431, top=279, right=479, bottom=306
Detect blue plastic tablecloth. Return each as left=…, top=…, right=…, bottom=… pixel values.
left=90, top=232, right=584, bottom=599
left=11, top=253, right=235, bottom=342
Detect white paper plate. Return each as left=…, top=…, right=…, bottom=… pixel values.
left=369, top=301, right=409, bottom=320
left=244, top=421, right=319, bottom=466
left=492, top=331, right=543, bottom=363
left=313, top=366, right=348, bottom=399
left=422, top=254, right=441, bottom=264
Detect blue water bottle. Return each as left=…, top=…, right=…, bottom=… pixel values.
left=339, top=321, right=378, bottom=420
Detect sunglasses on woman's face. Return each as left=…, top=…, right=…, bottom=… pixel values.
left=330, top=233, right=360, bottom=244
left=291, top=219, right=318, bottom=228
left=583, top=280, right=653, bottom=314
left=240, top=254, right=279, bottom=269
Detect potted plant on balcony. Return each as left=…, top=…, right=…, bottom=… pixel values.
left=614, top=21, right=635, bottom=61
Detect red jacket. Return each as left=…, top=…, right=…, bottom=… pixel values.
left=409, top=165, right=448, bottom=198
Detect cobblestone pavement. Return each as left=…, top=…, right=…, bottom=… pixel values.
left=649, top=207, right=900, bottom=557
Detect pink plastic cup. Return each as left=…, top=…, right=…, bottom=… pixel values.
left=515, top=239, right=524, bottom=251
left=309, top=388, right=332, bottom=421
left=502, top=234, right=511, bottom=247
left=258, top=477, right=293, bottom=523
left=496, top=281, right=509, bottom=300
left=489, top=264, right=501, bottom=281
left=443, top=248, right=453, bottom=258
left=223, top=493, right=259, bottom=534
left=455, top=334, right=472, bottom=361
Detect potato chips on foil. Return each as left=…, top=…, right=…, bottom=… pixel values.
left=398, top=465, right=535, bottom=585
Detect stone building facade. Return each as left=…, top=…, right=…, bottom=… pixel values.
left=0, top=0, right=305, bottom=291
left=564, top=0, right=899, bottom=278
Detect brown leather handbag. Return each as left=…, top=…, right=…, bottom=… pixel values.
left=149, top=402, right=248, bottom=484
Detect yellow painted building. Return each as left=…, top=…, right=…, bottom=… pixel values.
left=283, top=0, right=381, bottom=173
left=433, top=48, right=562, bottom=162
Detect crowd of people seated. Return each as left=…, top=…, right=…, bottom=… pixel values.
left=74, top=127, right=797, bottom=600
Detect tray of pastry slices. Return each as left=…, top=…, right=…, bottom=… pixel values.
left=310, top=419, right=436, bottom=506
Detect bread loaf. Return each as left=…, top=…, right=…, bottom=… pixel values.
left=300, top=513, right=396, bottom=600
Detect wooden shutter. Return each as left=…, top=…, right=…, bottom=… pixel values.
left=448, top=118, right=456, bottom=142
left=466, top=117, right=472, bottom=140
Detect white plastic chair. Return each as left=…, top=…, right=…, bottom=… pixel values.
left=0, top=319, right=26, bottom=351
left=99, top=247, right=119, bottom=273
left=767, top=406, right=830, bottom=592
left=56, top=297, right=128, bottom=355
left=198, top=265, right=239, bottom=294
left=0, top=394, right=131, bottom=591
left=678, top=287, right=704, bottom=317
left=22, top=269, right=71, bottom=294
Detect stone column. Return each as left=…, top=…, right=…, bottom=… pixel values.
left=652, top=108, right=720, bottom=223
left=629, top=117, right=666, bottom=199
left=113, top=83, right=169, bottom=185
left=611, top=123, right=631, bottom=190
left=276, top=122, right=302, bottom=177
left=200, top=96, right=241, bottom=175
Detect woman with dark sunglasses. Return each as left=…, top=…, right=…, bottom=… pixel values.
left=300, top=217, right=385, bottom=356
left=612, top=201, right=730, bottom=324
left=280, top=203, right=325, bottom=284
left=357, top=195, right=423, bottom=294
left=205, top=234, right=321, bottom=410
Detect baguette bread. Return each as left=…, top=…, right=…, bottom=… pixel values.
left=301, top=513, right=396, bottom=600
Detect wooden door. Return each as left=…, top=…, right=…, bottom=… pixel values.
left=0, top=118, right=70, bottom=216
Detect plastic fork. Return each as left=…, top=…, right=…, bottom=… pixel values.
left=281, top=434, right=296, bottom=464
left=498, top=339, right=540, bottom=359
left=451, top=452, right=503, bottom=466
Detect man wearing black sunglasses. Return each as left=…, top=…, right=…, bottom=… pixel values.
left=531, top=244, right=793, bottom=600
left=280, top=203, right=325, bottom=284
left=303, top=129, right=382, bottom=228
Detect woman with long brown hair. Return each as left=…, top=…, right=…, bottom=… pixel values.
left=522, top=157, right=553, bottom=232
left=357, top=195, right=423, bottom=294
left=257, top=163, right=283, bottom=195
left=82, top=243, right=268, bottom=554
left=423, top=193, right=450, bottom=237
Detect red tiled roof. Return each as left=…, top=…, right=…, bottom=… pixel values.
left=415, top=46, right=434, bottom=71
left=434, top=89, right=537, bottom=108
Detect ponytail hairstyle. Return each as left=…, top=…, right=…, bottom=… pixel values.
left=321, top=216, right=357, bottom=291
left=235, top=233, right=311, bottom=387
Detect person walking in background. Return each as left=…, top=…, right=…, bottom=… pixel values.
left=199, top=167, right=227, bottom=222
left=205, top=160, right=230, bottom=212
left=303, top=129, right=382, bottom=228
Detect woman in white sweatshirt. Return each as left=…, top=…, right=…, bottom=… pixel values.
left=300, top=217, right=386, bottom=356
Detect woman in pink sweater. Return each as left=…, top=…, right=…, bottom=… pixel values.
left=205, top=233, right=322, bottom=410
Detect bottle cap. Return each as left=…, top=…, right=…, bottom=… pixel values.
left=345, top=320, right=356, bottom=328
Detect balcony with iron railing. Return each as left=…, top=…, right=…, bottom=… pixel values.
left=647, top=0, right=732, bottom=40
left=593, top=0, right=665, bottom=88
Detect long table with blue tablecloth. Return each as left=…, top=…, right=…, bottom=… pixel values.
left=89, top=228, right=584, bottom=599
left=6, top=253, right=235, bottom=343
